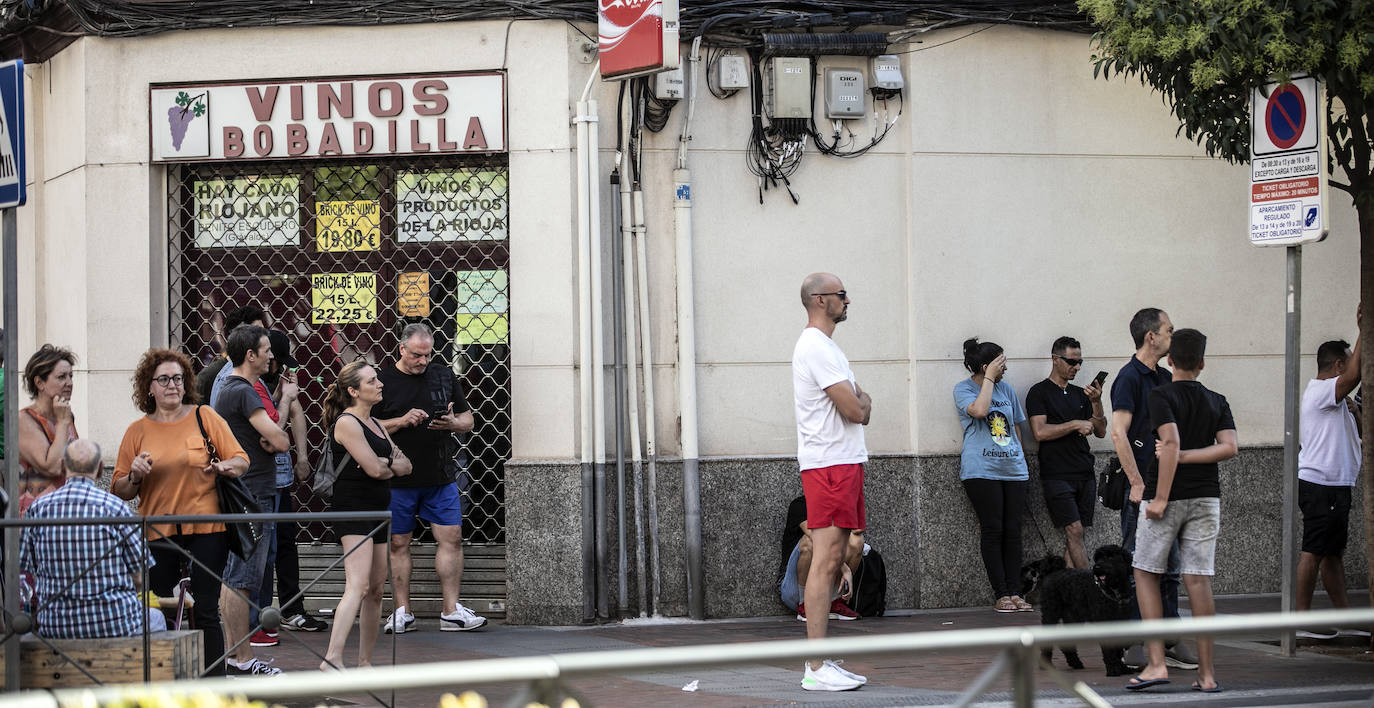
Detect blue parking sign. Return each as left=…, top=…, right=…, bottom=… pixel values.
left=0, top=59, right=24, bottom=208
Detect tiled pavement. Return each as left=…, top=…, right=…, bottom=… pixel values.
left=246, top=594, right=1373, bottom=708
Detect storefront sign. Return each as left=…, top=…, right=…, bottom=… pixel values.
left=456, top=270, right=508, bottom=345
left=398, top=271, right=432, bottom=317
left=151, top=73, right=506, bottom=163
left=193, top=175, right=301, bottom=248
left=316, top=200, right=381, bottom=252
left=311, top=272, right=377, bottom=324
left=396, top=168, right=508, bottom=242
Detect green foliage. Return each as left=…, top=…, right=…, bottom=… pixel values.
left=1079, top=0, right=1374, bottom=204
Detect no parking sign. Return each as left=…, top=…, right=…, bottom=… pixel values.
left=1249, top=76, right=1325, bottom=246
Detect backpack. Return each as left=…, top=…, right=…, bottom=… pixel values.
left=850, top=548, right=887, bottom=617
left=309, top=440, right=352, bottom=500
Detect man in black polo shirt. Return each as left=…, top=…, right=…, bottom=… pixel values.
left=1026, top=336, right=1105, bottom=569
left=1127, top=328, right=1235, bottom=693
left=1109, top=307, right=1196, bottom=670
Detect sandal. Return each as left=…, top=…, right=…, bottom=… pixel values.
left=994, top=596, right=1018, bottom=613
left=1012, top=596, right=1034, bottom=612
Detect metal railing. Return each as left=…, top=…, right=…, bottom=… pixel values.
left=8, top=607, right=1373, bottom=708
left=0, top=511, right=391, bottom=696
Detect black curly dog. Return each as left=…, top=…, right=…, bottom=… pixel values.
left=1034, top=544, right=1135, bottom=676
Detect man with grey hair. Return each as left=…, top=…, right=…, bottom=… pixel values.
left=20, top=439, right=160, bottom=638
left=377, top=323, right=486, bottom=633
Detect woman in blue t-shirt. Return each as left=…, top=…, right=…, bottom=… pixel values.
left=953, top=338, right=1031, bottom=613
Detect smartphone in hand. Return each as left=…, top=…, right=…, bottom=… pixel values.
left=1093, top=371, right=1108, bottom=389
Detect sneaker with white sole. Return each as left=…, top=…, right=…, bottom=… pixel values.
left=440, top=603, right=488, bottom=631
left=227, top=657, right=281, bottom=677
left=1164, top=642, right=1198, bottom=670
left=281, top=613, right=328, bottom=632
left=383, top=606, right=415, bottom=634
left=801, top=661, right=862, bottom=691
left=823, top=659, right=867, bottom=685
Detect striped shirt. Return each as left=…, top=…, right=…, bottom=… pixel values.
left=19, top=476, right=153, bottom=638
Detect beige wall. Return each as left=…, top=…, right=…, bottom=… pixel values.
left=10, top=21, right=1360, bottom=465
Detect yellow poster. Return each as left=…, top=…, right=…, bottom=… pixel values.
left=398, top=271, right=431, bottom=317
left=310, top=272, right=377, bottom=324
left=316, top=200, right=382, bottom=252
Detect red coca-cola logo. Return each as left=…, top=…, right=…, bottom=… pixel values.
left=600, top=0, right=655, bottom=28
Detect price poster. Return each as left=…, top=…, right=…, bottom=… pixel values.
left=455, top=269, right=508, bottom=345
left=310, top=272, right=377, bottom=324
left=398, top=271, right=431, bottom=317
left=316, top=200, right=382, bottom=252
left=193, top=175, right=300, bottom=248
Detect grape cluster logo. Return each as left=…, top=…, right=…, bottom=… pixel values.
left=167, top=91, right=205, bottom=150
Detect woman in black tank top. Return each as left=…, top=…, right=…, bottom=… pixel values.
left=319, top=362, right=412, bottom=671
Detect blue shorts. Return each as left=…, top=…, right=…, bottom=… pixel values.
left=222, top=494, right=277, bottom=590
left=779, top=542, right=802, bottom=611
left=389, top=483, right=464, bottom=535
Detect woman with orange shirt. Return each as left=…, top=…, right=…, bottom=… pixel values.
left=113, top=348, right=248, bottom=675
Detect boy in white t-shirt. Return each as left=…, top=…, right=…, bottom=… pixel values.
left=1295, top=308, right=1362, bottom=637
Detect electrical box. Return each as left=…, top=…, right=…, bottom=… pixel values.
left=870, top=54, right=904, bottom=97
left=715, top=53, right=749, bottom=90
left=766, top=57, right=811, bottom=119
left=654, top=65, right=685, bottom=100
left=824, top=68, right=865, bottom=119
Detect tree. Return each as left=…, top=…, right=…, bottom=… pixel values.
left=1079, top=0, right=1374, bottom=632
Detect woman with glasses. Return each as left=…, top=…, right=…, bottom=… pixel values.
left=954, top=338, right=1032, bottom=614
left=17, top=345, right=80, bottom=514
left=320, top=360, right=411, bottom=671
left=113, top=348, right=248, bottom=674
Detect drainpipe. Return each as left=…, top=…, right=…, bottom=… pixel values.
left=619, top=111, right=649, bottom=616
left=676, top=39, right=705, bottom=620
left=574, top=64, right=600, bottom=622
left=632, top=187, right=662, bottom=615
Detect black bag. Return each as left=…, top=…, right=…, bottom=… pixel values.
left=1098, top=455, right=1126, bottom=511
left=850, top=548, right=887, bottom=617
left=193, top=406, right=264, bottom=560
left=309, top=439, right=351, bottom=501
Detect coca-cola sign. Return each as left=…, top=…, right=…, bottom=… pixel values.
left=599, top=0, right=679, bottom=79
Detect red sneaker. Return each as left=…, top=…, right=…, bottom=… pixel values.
left=829, top=599, right=859, bottom=621
left=796, top=602, right=807, bottom=622
left=249, top=629, right=279, bottom=647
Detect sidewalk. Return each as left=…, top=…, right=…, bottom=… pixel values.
left=255, top=594, right=1374, bottom=708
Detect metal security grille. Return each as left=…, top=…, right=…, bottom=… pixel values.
left=166, top=156, right=510, bottom=547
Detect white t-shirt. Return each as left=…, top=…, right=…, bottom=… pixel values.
left=792, top=327, right=867, bottom=470
left=1298, top=376, right=1361, bottom=486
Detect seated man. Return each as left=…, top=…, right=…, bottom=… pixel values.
left=20, top=439, right=161, bottom=638
left=778, top=495, right=863, bottom=620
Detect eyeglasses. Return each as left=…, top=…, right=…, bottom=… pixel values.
left=1054, top=355, right=1083, bottom=367
left=152, top=374, right=185, bottom=387
left=811, top=290, right=848, bottom=300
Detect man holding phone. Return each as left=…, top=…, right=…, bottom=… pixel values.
left=1026, top=336, right=1105, bottom=569
left=377, top=323, right=487, bottom=633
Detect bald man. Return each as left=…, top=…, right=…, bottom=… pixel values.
left=20, top=439, right=160, bottom=638
left=792, top=272, right=871, bottom=692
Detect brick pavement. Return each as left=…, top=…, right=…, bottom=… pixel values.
left=250, top=593, right=1373, bottom=708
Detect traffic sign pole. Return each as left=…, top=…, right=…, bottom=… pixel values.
left=1280, top=244, right=1300, bottom=658
left=0, top=58, right=24, bottom=689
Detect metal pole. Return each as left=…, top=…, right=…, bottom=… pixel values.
left=1011, top=645, right=1035, bottom=708
left=1280, top=244, right=1302, bottom=656
left=4, top=206, right=19, bottom=690
left=574, top=98, right=596, bottom=623
left=610, top=171, right=628, bottom=614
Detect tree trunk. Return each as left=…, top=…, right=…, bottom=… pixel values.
left=1361, top=199, right=1374, bottom=651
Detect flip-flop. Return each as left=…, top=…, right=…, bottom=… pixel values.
left=1191, top=682, right=1223, bottom=693
left=1125, top=676, right=1170, bottom=691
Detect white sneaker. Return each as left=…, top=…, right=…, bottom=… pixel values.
left=823, top=659, right=867, bottom=685
left=801, top=661, right=862, bottom=691
left=383, top=606, right=415, bottom=634
left=227, top=657, right=281, bottom=677
left=440, top=603, right=488, bottom=631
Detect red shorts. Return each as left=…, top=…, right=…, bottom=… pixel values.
left=800, top=463, right=866, bottom=530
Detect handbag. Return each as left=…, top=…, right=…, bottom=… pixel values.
left=193, top=406, right=264, bottom=560
left=1098, top=455, right=1126, bottom=511
left=310, top=438, right=352, bottom=500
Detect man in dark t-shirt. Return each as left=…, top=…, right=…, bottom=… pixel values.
left=376, top=323, right=486, bottom=633
left=1129, top=328, right=1234, bottom=693
left=212, top=324, right=291, bottom=676
left=1026, top=336, right=1105, bottom=569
